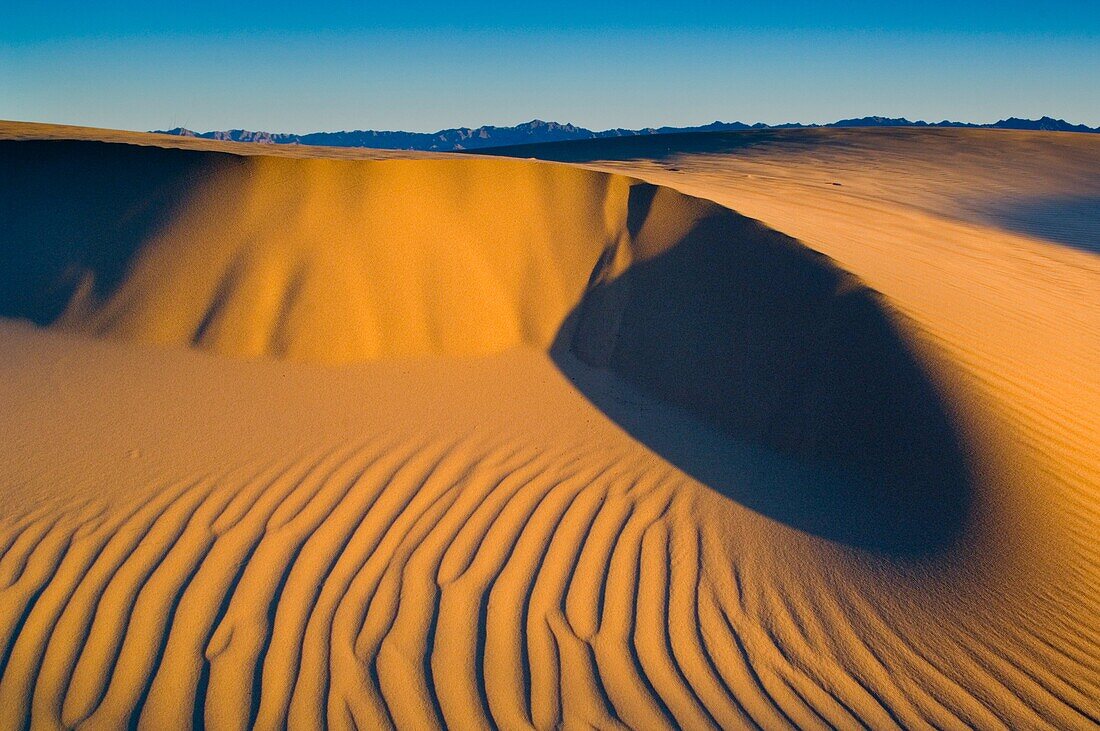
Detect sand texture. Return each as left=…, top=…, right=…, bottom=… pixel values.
left=0, top=121, right=1097, bottom=729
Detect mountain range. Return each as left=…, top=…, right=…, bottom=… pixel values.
left=155, top=116, right=1099, bottom=151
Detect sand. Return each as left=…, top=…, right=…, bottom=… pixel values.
left=0, top=120, right=1097, bottom=729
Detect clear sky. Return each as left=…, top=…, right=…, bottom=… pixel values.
left=2, top=2, right=1098, bottom=133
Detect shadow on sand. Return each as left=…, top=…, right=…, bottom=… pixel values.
left=0, top=140, right=240, bottom=324
left=478, top=127, right=863, bottom=164
left=971, top=194, right=1100, bottom=254
left=551, top=184, right=974, bottom=557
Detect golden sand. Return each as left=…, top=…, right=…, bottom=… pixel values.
left=0, top=121, right=1096, bottom=729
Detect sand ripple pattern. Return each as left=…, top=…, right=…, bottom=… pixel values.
left=1, top=432, right=1095, bottom=730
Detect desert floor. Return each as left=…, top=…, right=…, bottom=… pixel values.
left=0, top=121, right=1097, bottom=729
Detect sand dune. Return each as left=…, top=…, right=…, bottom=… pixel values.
left=0, top=121, right=1097, bottom=729
left=1, top=138, right=625, bottom=360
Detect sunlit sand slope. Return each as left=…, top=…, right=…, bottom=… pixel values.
left=0, top=123, right=1097, bottom=729
left=1, top=138, right=629, bottom=361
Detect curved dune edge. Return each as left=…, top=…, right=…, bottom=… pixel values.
left=0, top=135, right=918, bottom=370
left=0, top=125, right=1097, bottom=729
left=2, top=137, right=975, bottom=555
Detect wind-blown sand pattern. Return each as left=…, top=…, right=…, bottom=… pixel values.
left=0, top=121, right=1097, bottom=729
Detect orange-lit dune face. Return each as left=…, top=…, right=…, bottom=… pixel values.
left=2, top=142, right=625, bottom=360
left=0, top=122, right=1096, bottom=729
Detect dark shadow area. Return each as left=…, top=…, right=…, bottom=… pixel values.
left=476, top=128, right=863, bottom=164
left=0, top=140, right=241, bottom=324
left=551, top=184, right=975, bottom=557
left=970, top=195, right=1100, bottom=254
left=473, top=127, right=965, bottom=166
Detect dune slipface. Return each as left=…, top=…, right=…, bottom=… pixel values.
left=0, top=124, right=1097, bottom=730
left=1, top=140, right=627, bottom=361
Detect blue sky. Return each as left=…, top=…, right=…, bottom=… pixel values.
left=2, top=2, right=1098, bottom=132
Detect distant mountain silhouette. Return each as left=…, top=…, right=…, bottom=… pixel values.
left=155, top=116, right=1098, bottom=151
